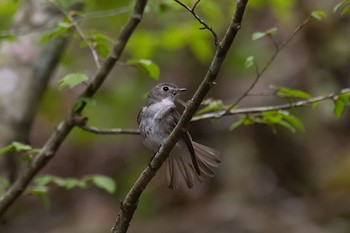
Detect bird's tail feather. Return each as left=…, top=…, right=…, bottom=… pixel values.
left=166, top=142, right=220, bottom=190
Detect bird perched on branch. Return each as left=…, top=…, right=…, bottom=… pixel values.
left=138, top=83, right=220, bottom=190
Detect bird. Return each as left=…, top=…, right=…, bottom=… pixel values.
left=137, top=82, right=220, bottom=190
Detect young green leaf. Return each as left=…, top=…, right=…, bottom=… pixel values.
left=252, top=27, right=278, bottom=40
left=197, top=100, right=223, bottom=115
left=341, top=6, right=350, bottom=15
left=12, top=142, right=32, bottom=152
left=271, top=85, right=311, bottom=99
left=0, top=144, right=14, bottom=156
left=334, top=0, right=350, bottom=13
left=0, top=141, right=34, bottom=156
left=73, top=97, right=97, bottom=111
left=229, top=118, right=244, bottom=131
left=311, top=10, right=327, bottom=21
left=58, top=73, right=88, bottom=90
left=245, top=56, right=255, bottom=68
left=90, top=175, right=116, bottom=194
left=35, top=175, right=54, bottom=186
left=265, top=27, right=278, bottom=35
left=27, top=186, right=51, bottom=208
left=276, top=120, right=296, bottom=133
left=280, top=111, right=305, bottom=132
left=127, top=59, right=160, bottom=80
left=262, top=111, right=283, bottom=124
left=333, top=93, right=350, bottom=118
left=252, top=32, right=266, bottom=41
left=63, top=178, right=83, bottom=189
left=82, top=33, right=114, bottom=58
left=28, top=186, right=49, bottom=195
left=40, top=20, right=72, bottom=43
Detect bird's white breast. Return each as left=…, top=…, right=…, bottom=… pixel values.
left=139, top=98, right=174, bottom=151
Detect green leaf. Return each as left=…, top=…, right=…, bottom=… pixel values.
left=63, top=178, right=82, bottom=189
left=276, top=120, right=296, bottom=133
left=229, top=119, right=243, bottom=131
left=280, top=111, right=305, bottom=132
left=262, top=111, right=283, bottom=124
left=245, top=56, right=255, bottom=68
left=0, top=144, right=14, bottom=156
left=261, top=111, right=304, bottom=133
left=40, top=20, right=72, bottom=43
left=334, top=0, right=350, bottom=13
left=252, top=27, right=278, bottom=40
left=333, top=93, right=350, bottom=118
left=271, top=85, right=311, bottom=99
left=90, top=175, right=116, bottom=194
left=311, top=10, right=327, bottom=21
left=27, top=186, right=51, bottom=208
left=4, top=34, right=16, bottom=41
left=73, top=97, right=97, bottom=111
left=12, top=142, right=32, bottom=152
left=35, top=175, right=54, bottom=186
left=127, top=59, right=160, bottom=80
left=0, top=142, right=33, bottom=156
left=82, top=33, right=114, bottom=58
left=28, top=186, right=49, bottom=195
left=58, top=73, right=88, bottom=90
left=266, top=27, right=278, bottom=35
left=252, top=32, right=266, bottom=41
left=197, top=100, right=223, bottom=115
left=341, top=6, right=350, bottom=15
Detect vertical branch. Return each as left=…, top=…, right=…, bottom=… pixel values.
left=111, top=1, right=249, bottom=233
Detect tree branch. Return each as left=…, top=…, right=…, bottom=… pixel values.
left=174, top=0, right=219, bottom=45
left=49, top=1, right=102, bottom=69
left=111, top=1, right=249, bottom=232
left=231, top=17, right=311, bottom=108
left=0, top=0, right=149, bottom=218
left=79, top=125, right=140, bottom=135
left=192, top=88, right=350, bottom=121
left=76, top=88, right=350, bottom=135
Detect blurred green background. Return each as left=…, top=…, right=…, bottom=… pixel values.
left=1, top=0, right=350, bottom=232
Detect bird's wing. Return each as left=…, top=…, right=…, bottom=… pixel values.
left=168, top=109, right=201, bottom=175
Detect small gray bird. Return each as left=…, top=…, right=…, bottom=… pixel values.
left=138, top=83, right=220, bottom=190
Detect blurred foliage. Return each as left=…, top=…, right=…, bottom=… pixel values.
left=0, top=0, right=18, bottom=30
left=1, top=0, right=350, bottom=232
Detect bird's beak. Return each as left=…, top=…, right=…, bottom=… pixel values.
left=177, top=88, right=187, bottom=92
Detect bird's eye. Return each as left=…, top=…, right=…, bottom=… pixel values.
left=162, top=86, right=169, bottom=91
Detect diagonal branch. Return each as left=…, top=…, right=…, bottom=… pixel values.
left=0, top=0, right=149, bottom=218
left=111, top=1, right=249, bottom=233
left=174, top=0, right=219, bottom=45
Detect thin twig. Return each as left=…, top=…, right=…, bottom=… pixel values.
left=77, top=7, right=130, bottom=22
left=79, top=125, right=140, bottom=135
left=192, top=88, right=350, bottom=121
left=0, top=0, right=149, bottom=218
left=230, top=17, right=311, bottom=108
left=111, top=1, right=248, bottom=232
left=49, top=0, right=102, bottom=69
left=174, top=0, right=219, bottom=45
